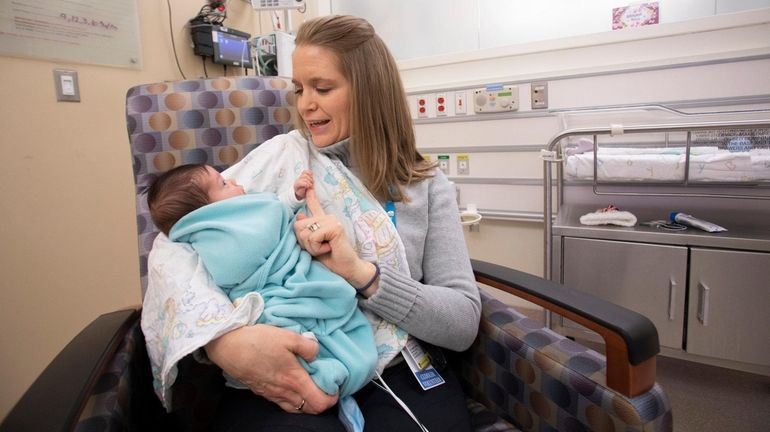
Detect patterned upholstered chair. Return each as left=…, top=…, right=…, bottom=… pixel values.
left=0, top=76, right=672, bottom=432
left=129, top=77, right=297, bottom=292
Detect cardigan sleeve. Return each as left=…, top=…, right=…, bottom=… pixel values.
left=359, top=172, right=481, bottom=351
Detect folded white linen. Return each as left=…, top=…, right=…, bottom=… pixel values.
left=567, top=146, right=721, bottom=156
left=750, top=149, right=770, bottom=180
left=564, top=146, right=770, bottom=182
left=565, top=153, right=685, bottom=181
left=689, top=152, right=753, bottom=181
left=580, top=209, right=638, bottom=227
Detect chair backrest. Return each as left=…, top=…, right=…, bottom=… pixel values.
left=125, top=77, right=296, bottom=294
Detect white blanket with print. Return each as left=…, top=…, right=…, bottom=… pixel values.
left=565, top=146, right=770, bottom=182
left=141, top=130, right=409, bottom=409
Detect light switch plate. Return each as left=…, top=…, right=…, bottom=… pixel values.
left=454, top=91, right=467, bottom=115
left=54, top=69, right=80, bottom=102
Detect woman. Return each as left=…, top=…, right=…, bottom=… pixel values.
left=144, top=15, right=480, bottom=432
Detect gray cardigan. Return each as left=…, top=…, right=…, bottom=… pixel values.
left=320, top=142, right=481, bottom=352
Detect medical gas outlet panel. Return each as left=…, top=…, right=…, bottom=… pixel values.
left=473, top=85, right=518, bottom=113
left=413, top=84, right=530, bottom=119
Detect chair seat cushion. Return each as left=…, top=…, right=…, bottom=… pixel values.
left=467, top=398, right=520, bottom=432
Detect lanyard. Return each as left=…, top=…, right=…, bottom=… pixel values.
left=385, top=201, right=396, bottom=227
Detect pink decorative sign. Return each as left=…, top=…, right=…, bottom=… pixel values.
left=612, top=2, right=660, bottom=30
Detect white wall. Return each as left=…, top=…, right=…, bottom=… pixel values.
left=400, top=10, right=770, bottom=277
left=333, top=0, right=770, bottom=60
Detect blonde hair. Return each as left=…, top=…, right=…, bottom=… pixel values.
left=295, top=15, right=435, bottom=202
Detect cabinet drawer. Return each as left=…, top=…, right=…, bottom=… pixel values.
left=687, top=248, right=770, bottom=366
left=562, top=237, right=687, bottom=349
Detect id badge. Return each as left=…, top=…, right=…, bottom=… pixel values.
left=404, top=337, right=431, bottom=370
left=402, top=338, right=445, bottom=390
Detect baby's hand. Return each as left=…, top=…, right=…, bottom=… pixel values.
left=294, top=170, right=314, bottom=200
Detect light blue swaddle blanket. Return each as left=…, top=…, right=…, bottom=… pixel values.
left=170, top=193, right=377, bottom=431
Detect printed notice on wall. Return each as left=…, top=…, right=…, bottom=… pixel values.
left=0, top=0, right=141, bottom=69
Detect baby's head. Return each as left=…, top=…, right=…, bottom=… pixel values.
left=147, top=164, right=245, bottom=235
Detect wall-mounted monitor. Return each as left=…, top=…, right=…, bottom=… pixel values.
left=212, top=27, right=252, bottom=68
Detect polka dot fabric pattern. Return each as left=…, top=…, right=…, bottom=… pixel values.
left=73, top=322, right=138, bottom=432
left=126, top=77, right=296, bottom=294
left=460, top=292, right=673, bottom=432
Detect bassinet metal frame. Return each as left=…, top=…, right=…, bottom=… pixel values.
left=542, top=110, right=770, bottom=281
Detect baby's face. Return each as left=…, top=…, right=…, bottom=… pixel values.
left=201, top=166, right=245, bottom=202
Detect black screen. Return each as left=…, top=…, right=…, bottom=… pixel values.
left=213, top=30, right=252, bottom=68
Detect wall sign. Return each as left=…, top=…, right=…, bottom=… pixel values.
left=612, top=2, right=660, bottom=30
left=0, top=0, right=142, bottom=69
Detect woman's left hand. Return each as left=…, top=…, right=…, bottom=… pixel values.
left=294, top=189, right=377, bottom=291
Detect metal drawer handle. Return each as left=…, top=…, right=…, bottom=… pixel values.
left=698, top=282, right=711, bottom=326
left=668, top=278, right=677, bottom=321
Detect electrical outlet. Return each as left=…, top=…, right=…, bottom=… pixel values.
left=531, top=81, right=548, bottom=109
left=457, top=154, right=469, bottom=175
left=416, top=94, right=430, bottom=118
left=437, top=155, right=450, bottom=175
left=435, top=92, right=447, bottom=116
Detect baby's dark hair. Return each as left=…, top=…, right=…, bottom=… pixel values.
left=147, top=164, right=211, bottom=235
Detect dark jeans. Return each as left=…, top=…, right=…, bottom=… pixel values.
left=213, top=361, right=472, bottom=432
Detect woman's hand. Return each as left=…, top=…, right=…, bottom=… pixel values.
left=294, top=189, right=379, bottom=293
left=204, top=324, right=338, bottom=414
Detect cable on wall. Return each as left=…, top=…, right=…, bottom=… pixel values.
left=194, top=1, right=227, bottom=25
left=166, top=0, right=187, bottom=79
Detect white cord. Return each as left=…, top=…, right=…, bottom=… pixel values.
left=372, top=372, right=430, bottom=432
left=240, top=38, right=249, bottom=71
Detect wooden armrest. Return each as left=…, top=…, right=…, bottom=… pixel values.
left=471, top=259, right=658, bottom=397
left=0, top=309, right=140, bottom=432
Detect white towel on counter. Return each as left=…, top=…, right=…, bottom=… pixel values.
left=580, top=209, right=638, bottom=227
